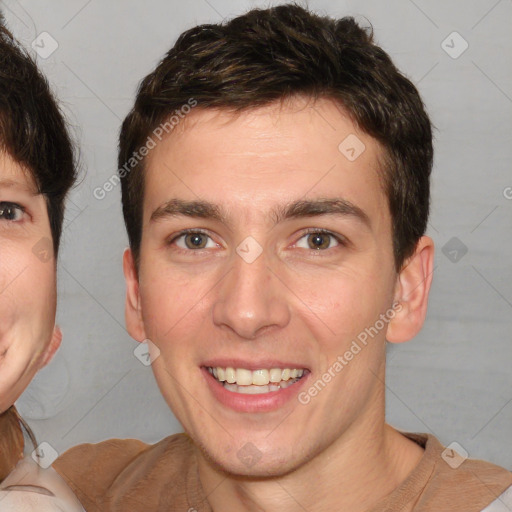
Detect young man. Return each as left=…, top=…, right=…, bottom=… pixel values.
left=55, top=4, right=512, bottom=511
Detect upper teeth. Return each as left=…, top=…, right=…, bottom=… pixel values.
left=207, top=367, right=304, bottom=386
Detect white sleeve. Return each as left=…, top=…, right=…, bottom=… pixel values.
left=0, top=457, right=84, bottom=512
left=0, top=489, right=82, bottom=511
left=481, top=485, right=512, bottom=512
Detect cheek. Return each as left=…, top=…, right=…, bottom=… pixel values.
left=0, top=252, right=56, bottom=352
left=24, top=260, right=57, bottom=324
left=138, top=261, right=216, bottom=342
left=0, top=353, right=35, bottom=412
left=0, top=246, right=28, bottom=293
left=0, top=319, right=49, bottom=412
left=289, top=266, right=385, bottom=337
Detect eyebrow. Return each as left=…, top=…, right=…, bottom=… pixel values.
left=274, top=198, right=371, bottom=228
left=0, top=178, right=38, bottom=194
left=151, top=198, right=223, bottom=222
left=150, top=198, right=370, bottom=228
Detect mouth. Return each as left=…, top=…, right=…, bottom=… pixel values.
left=205, top=366, right=308, bottom=395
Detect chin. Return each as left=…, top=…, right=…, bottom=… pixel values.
left=195, top=436, right=306, bottom=479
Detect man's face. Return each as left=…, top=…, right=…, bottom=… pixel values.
left=0, top=151, right=58, bottom=413
left=127, top=97, right=400, bottom=476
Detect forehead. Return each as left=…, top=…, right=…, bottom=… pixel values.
left=143, top=97, right=389, bottom=225
left=0, top=150, right=38, bottom=194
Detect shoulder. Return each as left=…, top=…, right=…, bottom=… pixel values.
left=53, top=434, right=195, bottom=511
left=426, top=434, right=512, bottom=489
left=53, top=437, right=149, bottom=510
left=0, top=457, right=84, bottom=512
left=105, top=433, right=200, bottom=509
left=410, top=433, right=512, bottom=511
left=481, top=484, right=512, bottom=511
left=0, top=490, right=82, bottom=512
left=54, top=436, right=149, bottom=476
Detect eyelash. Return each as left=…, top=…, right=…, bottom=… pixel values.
left=167, top=228, right=218, bottom=253
left=298, top=228, right=347, bottom=250
left=0, top=201, right=25, bottom=222
left=168, top=228, right=347, bottom=253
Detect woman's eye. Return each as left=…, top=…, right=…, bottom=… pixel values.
left=0, top=202, right=24, bottom=222
left=296, top=232, right=340, bottom=250
left=174, top=231, right=217, bottom=250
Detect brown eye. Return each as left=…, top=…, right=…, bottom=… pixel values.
left=0, top=202, right=24, bottom=221
left=307, top=233, right=332, bottom=250
left=184, top=232, right=208, bottom=249
left=173, top=231, right=217, bottom=250
left=295, top=230, right=344, bottom=251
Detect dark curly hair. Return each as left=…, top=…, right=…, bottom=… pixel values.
left=119, top=3, right=433, bottom=270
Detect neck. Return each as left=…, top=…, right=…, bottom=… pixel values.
left=196, top=385, right=424, bottom=512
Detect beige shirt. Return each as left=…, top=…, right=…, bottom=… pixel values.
left=54, top=431, right=512, bottom=511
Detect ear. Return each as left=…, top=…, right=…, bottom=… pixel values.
left=386, top=236, right=434, bottom=344
left=39, top=325, right=62, bottom=368
left=123, top=248, right=147, bottom=342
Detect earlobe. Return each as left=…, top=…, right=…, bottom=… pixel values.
left=40, top=325, right=62, bottom=368
left=123, top=248, right=147, bottom=342
left=386, top=236, right=435, bottom=344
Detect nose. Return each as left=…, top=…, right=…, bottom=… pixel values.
left=212, top=250, right=291, bottom=339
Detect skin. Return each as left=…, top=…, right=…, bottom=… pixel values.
left=0, top=151, right=61, bottom=414
left=124, top=97, right=434, bottom=512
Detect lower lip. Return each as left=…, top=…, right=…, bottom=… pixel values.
left=202, top=367, right=309, bottom=413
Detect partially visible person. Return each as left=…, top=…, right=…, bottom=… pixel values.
left=0, top=13, right=83, bottom=511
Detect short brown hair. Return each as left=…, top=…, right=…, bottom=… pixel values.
left=119, top=3, right=433, bottom=269
left=0, top=15, right=76, bottom=255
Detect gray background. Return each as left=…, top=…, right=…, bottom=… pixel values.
left=3, top=0, right=511, bottom=468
